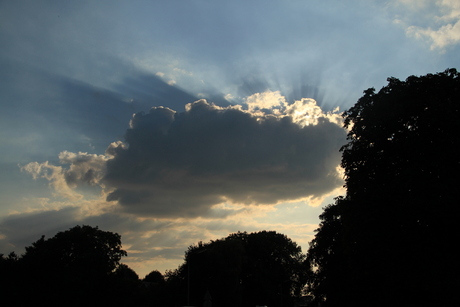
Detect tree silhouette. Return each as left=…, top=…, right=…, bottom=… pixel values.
left=235, top=231, right=307, bottom=307
left=111, top=263, right=143, bottom=306
left=16, top=225, right=128, bottom=306
left=306, top=69, right=460, bottom=307
left=165, top=231, right=307, bottom=307
left=23, top=225, right=126, bottom=273
left=0, top=252, right=22, bottom=306
left=305, top=200, right=349, bottom=306
left=142, top=270, right=166, bottom=306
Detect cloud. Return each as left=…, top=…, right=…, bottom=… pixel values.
left=21, top=161, right=83, bottom=201
left=58, top=151, right=110, bottom=187
left=244, top=90, right=287, bottom=114
left=103, top=95, right=346, bottom=217
left=392, top=0, right=460, bottom=51
left=12, top=90, right=346, bottom=275
left=20, top=92, right=345, bottom=220
left=21, top=151, right=110, bottom=200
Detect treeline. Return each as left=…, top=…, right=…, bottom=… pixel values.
left=1, top=227, right=307, bottom=307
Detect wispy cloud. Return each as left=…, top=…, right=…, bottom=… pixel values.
left=391, top=0, right=460, bottom=51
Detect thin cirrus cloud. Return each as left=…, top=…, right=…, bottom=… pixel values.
left=22, top=93, right=346, bottom=219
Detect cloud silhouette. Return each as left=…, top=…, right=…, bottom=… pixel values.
left=103, top=98, right=346, bottom=217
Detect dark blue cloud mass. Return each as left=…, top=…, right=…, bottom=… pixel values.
left=103, top=100, right=346, bottom=217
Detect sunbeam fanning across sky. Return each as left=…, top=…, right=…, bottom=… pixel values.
left=1, top=0, right=459, bottom=277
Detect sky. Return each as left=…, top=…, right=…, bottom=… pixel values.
left=1, top=0, right=459, bottom=278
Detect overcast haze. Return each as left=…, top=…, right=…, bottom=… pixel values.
left=1, top=0, right=459, bottom=277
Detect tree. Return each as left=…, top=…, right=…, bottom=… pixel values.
left=23, top=225, right=126, bottom=274
left=0, top=252, right=22, bottom=305
left=305, top=200, right=348, bottom=306
left=142, top=270, right=166, bottom=306
left=165, top=231, right=307, bottom=307
left=236, top=231, right=307, bottom=307
left=113, top=263, right=140, bottom=281
left=20, top=225, right=128, bottom=306
left=111, top=264, right=142, bottom=306
left=306, top=69, right=460, bottom=306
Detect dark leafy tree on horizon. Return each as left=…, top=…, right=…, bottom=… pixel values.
left=142, top=270, right=166, bottom=306
left=306, top=200, right=348, bottom=306
left=306, top=69, right=460, bottom=307
left=22, top=225, right=127, bottom=274
left=165, top=230, right=308, bottom=307
left=3, top=225, right=133, bottom=306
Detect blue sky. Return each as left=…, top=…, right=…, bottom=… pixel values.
left=1, top=0, right=459, bottom=277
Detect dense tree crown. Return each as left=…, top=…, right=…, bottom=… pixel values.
left=22, top=225, right=127, bottom=274
left=306, top=69, right=460, bottom=307
left=1, top=225, right=133, bottom=307
left=165, top=230, right=308, bottom=307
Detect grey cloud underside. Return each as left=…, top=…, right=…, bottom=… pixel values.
left=104, top=101, right=346, bottom=217
left=0, top=208, right=177, bottom=258
left=0, top=207, right=79, bottom=252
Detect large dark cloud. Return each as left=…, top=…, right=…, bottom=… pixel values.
left=103, top=100, right=346, bottom=217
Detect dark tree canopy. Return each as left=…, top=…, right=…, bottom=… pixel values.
left=113, top=263, right=140, bottom=281
left=306, top=69, right=460, bottom=307
left=144, top=269, right=165, bottom=284
left=4, top=225, right=131, bottom=307
left=142, top=270, right=167, bottom=306
left=165, top=230, right=307, bottom=307
left=23, top=225, right=127, bottom=275
left=306, top=200, right=348, bottom=306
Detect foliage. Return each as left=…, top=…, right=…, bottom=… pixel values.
left=0, top=252, right=22, bottom=304
left=23, top=225, right=127, bottom=274
left=306, top=69, right=460, bottom=306
left=144, top=269, right=165, bottom=283
left=111, top=263, right=143, bottom=306
left=113, top=263, right=139, bottom=280
left=3, top=225, right=132, bottom=306
left=142, top=270, right=166, bottom=306
left=305, top=200, right=348, bottom=306
left=166, top=230, right=307, bottom=307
